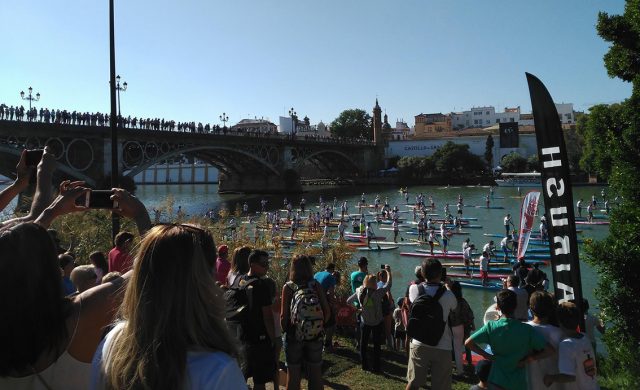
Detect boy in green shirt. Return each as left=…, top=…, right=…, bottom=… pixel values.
left=465, top=289, right=552, bottom=390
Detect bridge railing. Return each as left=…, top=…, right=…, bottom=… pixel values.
left=0, top=114, right=375, bottom=146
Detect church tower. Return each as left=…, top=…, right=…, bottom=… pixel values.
left=373, top=98, right=382, bottom=144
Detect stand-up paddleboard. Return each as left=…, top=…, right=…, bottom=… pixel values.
left=357, top=246, right=399, bottom=251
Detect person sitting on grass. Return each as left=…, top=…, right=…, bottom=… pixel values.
left=465, top=289, right=553, bottom=390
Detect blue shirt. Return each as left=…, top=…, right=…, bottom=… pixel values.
left=62, top=276, right=75, bottom=296
left=314, top=270, right=336, bottom=292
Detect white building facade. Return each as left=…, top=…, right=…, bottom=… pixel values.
left=451, top=103, right=574, bottom=129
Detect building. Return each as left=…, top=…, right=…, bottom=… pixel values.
left=452, top=104, right=574, bottom=129
left=231, top=118, right=277, bottom=134
left=385, top=127, right=538, bottom=170
left=384, top=120, right=410, bottom=141
left=451, top=106, right=520, bottom=129
left=414, top=113, right=452, bottom=137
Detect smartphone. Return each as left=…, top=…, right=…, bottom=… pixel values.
left=25, top=149, right=44, bottom=166
left=75, top=190, right=118, bottom=209
left=441, top=267, right=447, bottom=280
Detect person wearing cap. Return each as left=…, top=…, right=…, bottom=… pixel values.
left=215, top=244, right=231, bottom=285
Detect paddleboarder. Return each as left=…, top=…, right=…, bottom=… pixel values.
left=587, top=203, right=594, bottom=223
left=392, top=219, right=400, bottom=243
left=338, top=220, right=346, bottom=240
left=576, top=199, right=583, bottom=218
left=365, top=222, right=376, bottom=248
left=463, top=244, right=475, bottom=277
left=485, top=195, right=491, bottom=208
left=504, top=213, right=515, bottom=236
left=427, top=228, right=439, bottom=255
left=479, top=251, right=490, bottom=286
left=440, top=223, right=449, bottom=254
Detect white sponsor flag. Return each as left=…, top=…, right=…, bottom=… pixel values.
left=517, top=191, right=541, bottom=259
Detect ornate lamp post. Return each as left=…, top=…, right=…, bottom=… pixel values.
left=289, top=107, right=297, bottom=136
left=20, top=87, right=40, bottom=118
left=115, top=75, right=127, bottom=119
left=219, top=112, right=229, bottom=129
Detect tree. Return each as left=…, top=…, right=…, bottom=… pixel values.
left=330, top=109, right=372, bottom=139
left=499, top=152, right=528, bottom=172
left=584, top=2, right=640, bottom=385
left=526, top=154, right=539, bottom=172
left=485, top=134, right=494, bottom=168
left=431, top=141, right=486, bottom=177
left=576, top=104, right=623, bottom=179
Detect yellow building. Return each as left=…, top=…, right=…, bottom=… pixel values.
left=414, top=113, right=452, bottom=138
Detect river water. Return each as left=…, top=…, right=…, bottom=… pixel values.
left=136, top=183, right=608, bottom=347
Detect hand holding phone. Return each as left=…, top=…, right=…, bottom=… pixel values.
left=75, top=190, right=118, bottom=209
left=25, top=149, right=44, bottom=167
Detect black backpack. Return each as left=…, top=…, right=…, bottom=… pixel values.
left=224, top=275, right=265, bottom=343
left=406, top=284, right=447, bottom=346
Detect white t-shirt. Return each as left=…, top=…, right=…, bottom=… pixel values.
left=557, top=334, right=600, bottom=390
left=407, top=283, right=457, bottom=350
left=479, top=256, right=489, bottom=271
left=483, top=243, right=492, bottom=253
left=504, top=216, right=510, bottom=226
left=526, top=322, right=564, bottom=390
left=91, top=322, right=246, bottom=390
left=500, top=237, right=509, bottom=248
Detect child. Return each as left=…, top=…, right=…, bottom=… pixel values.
left=544, top=302, right=600, bottom=389
left=392, top=297, right=406, bottom=352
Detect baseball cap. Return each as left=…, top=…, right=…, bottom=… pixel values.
left=217, top=245, right=228, bottom=256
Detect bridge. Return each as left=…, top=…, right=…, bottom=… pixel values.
left=0, top=120, right=383, bottom=193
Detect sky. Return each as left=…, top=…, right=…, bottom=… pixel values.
left=0, top=0, right=631, bottom=127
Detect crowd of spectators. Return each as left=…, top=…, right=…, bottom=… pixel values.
left=0, top=148, right=602, bottom=389
left=0, top=103, right=374, bottom=145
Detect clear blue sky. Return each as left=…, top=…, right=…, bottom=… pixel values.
left=0, top=0, right=631, bottom=127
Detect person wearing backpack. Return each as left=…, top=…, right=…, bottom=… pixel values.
left=405, top=259, right=457, bottom=390
left=281, top=255, right=330, bottom=390
left=346, top=265, right=393, bottom=373
left=225, top=250, right=277, bottom=390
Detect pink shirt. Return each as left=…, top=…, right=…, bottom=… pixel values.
left=108, top=247, right=133, bottom=274
left=215, top=257, right=231, bottom=285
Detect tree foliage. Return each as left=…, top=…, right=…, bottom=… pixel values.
left=397, top=141, right=485, bottom=180
left=584, top=2, right=640, bottom=385
left=485, top=134, right=494, bottom=168
left=576, top=104, right=624, bottom=179
left=499, top=152, right=528, bottom=172
left=330, top=109, right=372, bottom=139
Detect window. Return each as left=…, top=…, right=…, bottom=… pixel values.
left=486, top=111, right=490, bottom=115
left=510, top=118, right=515, bottom=122
left=565, top=113, right=572, bottom=119
left=486, top=120, right=490, bottom=124
left=474, top=119, right=478, bottom=125
left=496, top=119, right=500, bottom=123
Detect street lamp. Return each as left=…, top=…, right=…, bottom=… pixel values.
left=219, top=112, right=229, bottom=129
left=20, top=87, right=40, bottom=118
left=115, top=75, right=127, bottom=119
left=289, top=107, right=297, bottom=136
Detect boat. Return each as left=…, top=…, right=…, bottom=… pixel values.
left=494, top=172, right=542, bottom=187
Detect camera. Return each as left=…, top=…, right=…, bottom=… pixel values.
left=75, top=190, right=118, bottom=209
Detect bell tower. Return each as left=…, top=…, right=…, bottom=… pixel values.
left=373, top=98, right=382, bottom=145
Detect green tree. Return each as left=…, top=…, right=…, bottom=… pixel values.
left=485, top=134, right=494, bottom=168
left=330, top=109, right=372, bottom=139
left=499, top=152, right=528, bottom=172
left=584, top=2, right=640, bottom=386
left=431, top=141, right=486, bottom=177
left=526, top=154, right=539, bottom=172
left=563, top=127, right=585, bottom=173
left=576, top=104, right=624, bottom=179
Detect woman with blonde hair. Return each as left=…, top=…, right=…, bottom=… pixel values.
left=281, top=255, right=330, bottom=390
left=92, top=224, right=245, bottom=389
